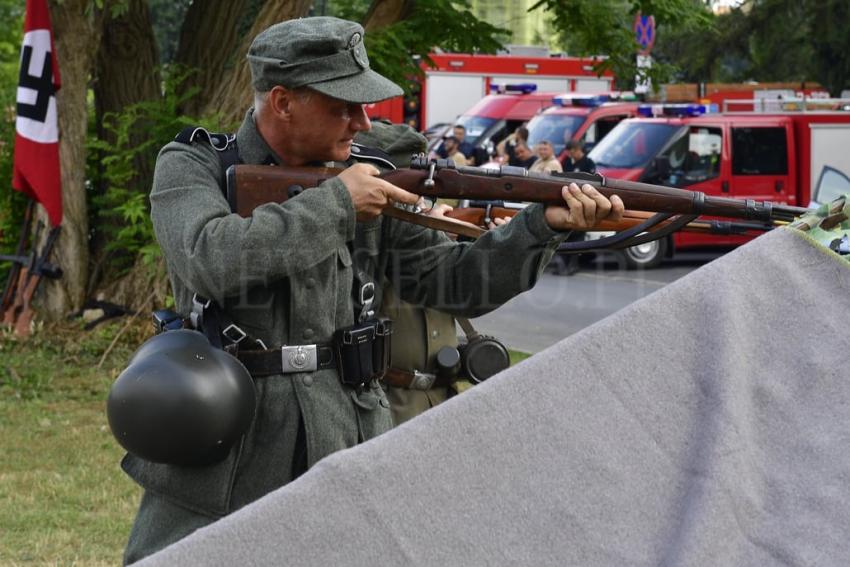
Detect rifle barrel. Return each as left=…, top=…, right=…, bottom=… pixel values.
left=0, top=254, right=28, bottom=264
left=403, top=158, right=809, bottom=223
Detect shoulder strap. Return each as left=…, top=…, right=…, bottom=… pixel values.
left=174, top=126, right=240, bottom=192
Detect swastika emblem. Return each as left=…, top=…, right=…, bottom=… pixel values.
left=17, top=44, right=55, bottom=123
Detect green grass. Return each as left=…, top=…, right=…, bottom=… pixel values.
left=0, top=321, right=149, bottom=565
left=0, top=321, right=532, bottom=564
left=509, top=349, right=531, bottom=365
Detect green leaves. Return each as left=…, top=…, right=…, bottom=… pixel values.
left=87, top=66, right=217, bottom=272
left=0, top=2, right=25, bottom=269
left=650, top=0, right=850, bottom=95
left=364, top=0, right=508, bottom=91
left=529, top=0, right=713, bottom=90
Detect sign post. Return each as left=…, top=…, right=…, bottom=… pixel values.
left=633, top=12, right=655, bottom=95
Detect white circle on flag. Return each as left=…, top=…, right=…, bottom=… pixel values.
left=16, top=29, right=59, bottom=144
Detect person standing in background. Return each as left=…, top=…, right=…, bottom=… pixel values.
left=442, top=136, right=470, bottom=167
left=562, top=140, right=596, bottom=174
left=530, top=141, right=563, bottom=174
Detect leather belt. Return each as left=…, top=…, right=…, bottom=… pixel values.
left=382, top=367, right=455, bottom=391
left=237, top=344, right=336, bottom=377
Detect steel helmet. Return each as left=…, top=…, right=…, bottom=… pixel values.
left=107, top=329, right=256, bottom=466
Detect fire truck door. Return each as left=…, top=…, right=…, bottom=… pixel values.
left=729, top=124, right=794, bottom=205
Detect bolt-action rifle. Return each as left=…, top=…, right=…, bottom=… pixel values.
left=0, top=200, right=35, bottom=316
left=226, top=157, right=807, bottom=251
left=2, top=224, right=62, bottom=336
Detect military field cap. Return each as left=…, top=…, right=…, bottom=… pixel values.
left=247, top=17, right=403, bottom=104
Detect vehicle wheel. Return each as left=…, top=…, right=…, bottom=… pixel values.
left=621, top=237, right=668, bottom=270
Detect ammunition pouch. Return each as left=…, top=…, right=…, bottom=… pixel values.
left=335, top=317, right=392, bottom=388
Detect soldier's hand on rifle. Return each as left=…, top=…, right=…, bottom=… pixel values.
left=339, top=163, right=420, bottom=221
left=488, top=216, right=511, bottom=229
left=544, top=183, right=624, bottom=231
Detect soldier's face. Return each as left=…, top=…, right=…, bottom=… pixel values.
left=289, top=90, right=371, bottom=162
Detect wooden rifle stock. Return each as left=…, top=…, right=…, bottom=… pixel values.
left=229, top=159, right=808, bottom=224
left=3, top=225, right=61, bottom=336
left=0, top=200, right=34, bottom=317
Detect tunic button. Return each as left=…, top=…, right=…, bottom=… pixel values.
left=303, top=328, right=314, bottom=340
left=305, top=278, right=316, bottom=288
left=431, top=330, right=439, bottom=338
left=302, top=375, right=313, bottom=387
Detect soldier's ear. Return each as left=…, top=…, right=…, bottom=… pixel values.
left=267, top=86, right=296, bottom=120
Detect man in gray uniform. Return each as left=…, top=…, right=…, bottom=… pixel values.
left=122, top=16, right=623, bottom=563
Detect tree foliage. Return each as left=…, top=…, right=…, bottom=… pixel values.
left=319, top=0, right=506, bottom=90
left=88, top=67, right=217, bottom=271
left=530, top=0, right=714, bottom=90
left=0, top=0, right=25, bottom=267
left=363, top=0, right=507, bottom=89
left=0, top=0, right=24, bottom=86
left=148, top=0, right=192, bottom=64
left=653, top=0, right=850, bottom=95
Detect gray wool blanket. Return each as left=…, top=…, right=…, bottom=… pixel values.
left=140, top=228, right=850, bottom=567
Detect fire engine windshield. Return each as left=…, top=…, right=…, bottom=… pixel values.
left=589, top=122, right=680, bottom=169
left=526, top=114, right=585, bottom=154
left=455, top=116, right=497, bottom=146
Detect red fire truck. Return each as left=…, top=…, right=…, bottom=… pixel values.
left=586, top=102, right=850, bottom=268
left=365, top=52, right=615, bottom=130
left=435, top=83, right=562, bottom=163
left=525, top=93, right=641, bottom=158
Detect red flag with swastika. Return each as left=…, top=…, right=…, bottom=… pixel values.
left=12, top=0, right=62, bottom=227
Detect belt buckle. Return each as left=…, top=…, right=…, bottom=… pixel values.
left=410, top=370, right=436, bottom=391
left=281, top=345, right=318, bottom=373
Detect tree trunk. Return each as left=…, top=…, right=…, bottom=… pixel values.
left=94, top=0, right=161, bottom=187
left=42, top=0, right=107, bottom=317
left=363, top=0, right=415, bottom=31
left=98, top=255, right=170, bottom=313
left=173, top=0, right=256, bottom=120
left=87, top=0, right=162, bottom=297
left=192, top=0, right=314, bottom=127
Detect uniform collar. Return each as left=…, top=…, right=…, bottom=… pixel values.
left=236, top=109, right=282, bottom=166
left=237, top=109, right=339, bottom=168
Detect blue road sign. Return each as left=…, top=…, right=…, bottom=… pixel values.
left=634, top=13, right=656, bottom=55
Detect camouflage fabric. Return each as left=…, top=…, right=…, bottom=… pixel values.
left=788, top=194, right=850, bottom=259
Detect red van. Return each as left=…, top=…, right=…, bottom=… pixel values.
left=587, top=103, right=850, bottom=267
